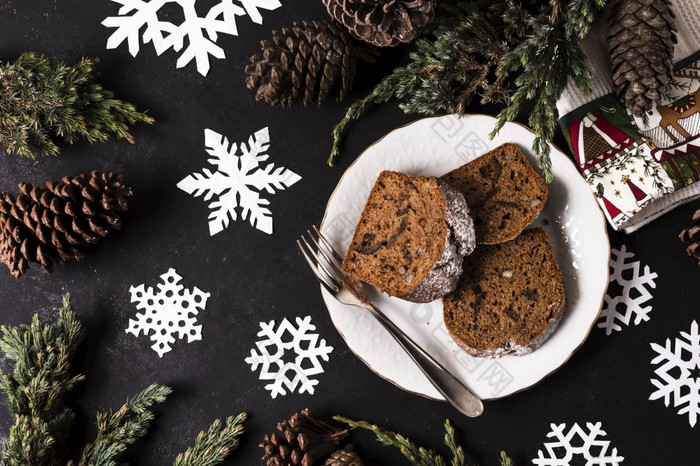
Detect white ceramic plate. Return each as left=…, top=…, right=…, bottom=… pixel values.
left=320, top=115, right=609, bottom=400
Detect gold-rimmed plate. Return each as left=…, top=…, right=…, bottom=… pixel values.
left=320, top=114, right=609, bottom=400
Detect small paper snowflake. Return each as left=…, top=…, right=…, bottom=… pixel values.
left=178, top=128, right=300, bottom=235
left=245, top=316, right=333, bottom=398
left=650, top=320, right=700, bottom=427
left=532, top=422, right=624, bottom=466
left=102, top=0, right=282, bottom=76
left=127, top=268, right=210, bottom=357
left=597, top=245, right=657, bottom=335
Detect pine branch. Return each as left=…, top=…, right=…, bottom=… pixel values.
left=0, top=52, right=154, bottom=159
left=443, top=420, right=465, bottom=466
left=173, top=413, right=247, bottom=466
left=328, top=73, right=413, bottom=165
left=499, top=451, right=513, bottom=466
left=489, top=0, right=605, bottom=181
left=334, top=416, right=449, bottom=466
left=0, top=293, right=85, bottom=466
left=329, top=0, right=607, bottom=181
left=77, top=383, right=172, bottom=466
left=565, top=0, right=608, bottom=38
left=328, top=1, right=528, bottom=166
left=0, top=296, right=242, bottom=466
left=335, top=416, right=513, bottom=466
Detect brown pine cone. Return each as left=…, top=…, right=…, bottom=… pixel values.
left=679, top=208, right=700, bottom=266
left=323, top=444, right=363, bottom=465
left=323, top=0, right=436, bottom=47
left=609, top=0, right=676, bottom=117
left=245, top=20, right=357, bottom=108
left=0, top=171, right=132, bottom=278
left=260, top=409, right=349, bottom=466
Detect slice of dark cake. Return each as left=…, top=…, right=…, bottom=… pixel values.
left=441, top=143, right=548, bottom=244
left=442, top=228, right=566, bottom=358
left=342, top=170, right=475, bottom=303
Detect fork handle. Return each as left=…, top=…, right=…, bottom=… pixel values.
left=361, top=302, right=484, bottom=417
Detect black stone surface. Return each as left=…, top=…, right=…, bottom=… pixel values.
left=0, top=2, right=698, bottom=465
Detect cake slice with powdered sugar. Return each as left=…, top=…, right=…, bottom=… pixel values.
left=443, top=228, right=566, bottom=358
left=342, top=170, right=476, bottom=303
left=441, top=143, right=548, bottom=245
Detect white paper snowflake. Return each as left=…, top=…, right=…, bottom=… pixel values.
left=102, top=0, right=282, bottom=76
left=245, top=316, right=333, bottom=398
left=127, top=268, right=210, bottom=357
left=532, top=422, right=624, bottom=466
left=597, top=245, right=657, bottom=335
left=650, top=320, right=700, bottom=427
left=178, top=127, right=300, bottom=235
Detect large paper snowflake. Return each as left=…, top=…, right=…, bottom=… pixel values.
left=245, top=316, right=333, bottom=398
left=597, top=245, right=657, bottom=335
left=650, top=320, right=700, bottom=427
left=532, top=422, right=624, bottom=466
left=127, top=268, right=210, bottom=357
left=103, top=0, right=282, bottom=76
left=178, top=128, right=300, bottom=235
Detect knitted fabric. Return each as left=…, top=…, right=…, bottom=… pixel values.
left=557, top=0, right=700, bottom=232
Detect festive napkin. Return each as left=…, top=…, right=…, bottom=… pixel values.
left=557, top=0, right=700, bottom=232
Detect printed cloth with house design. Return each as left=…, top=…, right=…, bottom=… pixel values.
left=561, top=55, right=700, bottom=231
left=556, top=2, right=700, bottom=232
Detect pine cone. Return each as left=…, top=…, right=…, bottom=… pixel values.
left=260, top=409, right=348, bottom=466
left=679, top=208, right=700, bottom=266
left=609, top=0, right=676, bottom=117
left=245, top=20, right=357, bottom=108
left=0, top=171, right=131, bottom=278
left=323, top=0, right=436, bottom=47
left=323, top=445, right=363, bottom=466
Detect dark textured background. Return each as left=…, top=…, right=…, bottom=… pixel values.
left=0, top=1, right=698, bottom=465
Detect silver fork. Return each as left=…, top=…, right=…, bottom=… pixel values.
left=298, top=226, right=484, bottom=417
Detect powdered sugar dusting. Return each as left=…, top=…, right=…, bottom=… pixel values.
left=443, top=230, right=567, bottom=359
left=450, top=300, right=566, bottom=359
left=401, top=181, right=475, bottom=302
left=440, top=179, right=476, bottom=256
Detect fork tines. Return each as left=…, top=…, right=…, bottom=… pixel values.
left=297, top=226, right=346, bottom=293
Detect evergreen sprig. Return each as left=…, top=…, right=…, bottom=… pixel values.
left=0, top=293, right=85, bottom=466
left=333, top=416, right=512, bottom=466
left=75, top=383, right=172, bottom=466
left=0, top=52, right=154, bottom=159
left=499, top=451, right=514, bottom=466
left=0, top=294, right=245, bottom=466
left=490, top=0, right=606, bottom=181
left=173, top=413, right=247, bottom=466
left=329, top=0, right=607, bottom=182
left=329, top=1, right=528, bottom=167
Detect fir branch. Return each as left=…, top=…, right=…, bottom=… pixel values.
left=490, top=0, right=605, bottom=181
left=443, top=420, right=465, bottom=466
left=0, top=293, right=85, bottom=466
left=1, top=416, right=56, bottom=466
left=329, top=73, right=414, bottom=165
left=0, top=52, right=154, bottom=159
left=329, top=0, right=607, bottom=182
left=334, top=416, right=450, bottom=466
left=328, top=0, right=528, bottom=166
left=173, top=413, right=247, bottom=466
left=0, top=296, right=244, bottom=466
left=564, top=0, right=607, bottom=39
left=76, top=383, right=172, bottom=466
left=335, top=416, right=513, bottom=466
left=499, top=451, right=513, bottom=466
